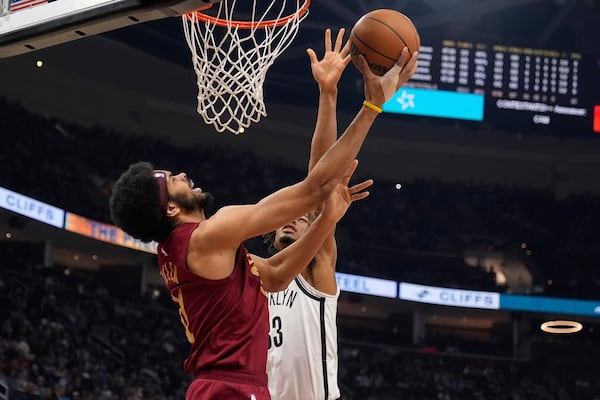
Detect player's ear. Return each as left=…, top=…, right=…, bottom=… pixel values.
left=166, top=201, right=180, bottom=218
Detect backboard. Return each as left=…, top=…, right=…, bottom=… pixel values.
left=0, top=0, right=219, bottom=58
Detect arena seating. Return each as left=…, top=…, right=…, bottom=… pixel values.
left=1, top=98, right=600, bottom=399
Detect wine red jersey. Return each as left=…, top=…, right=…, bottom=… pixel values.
left=157, top=222, right=269, bottom=378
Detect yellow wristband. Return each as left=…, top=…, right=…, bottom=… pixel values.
left=363, top=100, right=383, bottom=114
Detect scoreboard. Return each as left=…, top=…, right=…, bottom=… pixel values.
left=384, top=39, right=599, bottom=136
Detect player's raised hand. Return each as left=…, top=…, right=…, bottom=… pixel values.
left=321, top=160, right=373, bottom=223
left=307, top=28, right=351, bottom=92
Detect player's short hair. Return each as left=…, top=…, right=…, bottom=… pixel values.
left=109, top=161, right=175, bottom=243
left=262, top=231, right=278, bottom=255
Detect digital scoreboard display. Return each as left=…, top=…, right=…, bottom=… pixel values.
left=384, top=39, right=599, bottom=136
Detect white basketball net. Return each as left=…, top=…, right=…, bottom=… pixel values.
left=182, top=0, right=309, bottom=135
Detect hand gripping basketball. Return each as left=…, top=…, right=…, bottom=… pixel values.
left=391, top=47, right=419, bottom=91
left=355, top=47, right=418, bottom=108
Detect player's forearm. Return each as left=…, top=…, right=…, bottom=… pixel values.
left=262, top=214, right=335, bottom=292
left=309, top=89, right=338, bottom=172
left=307, top=105, right=379, bottom=192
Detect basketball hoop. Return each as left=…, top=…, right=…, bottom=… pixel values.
left=182, top=0, right=310, bottom=134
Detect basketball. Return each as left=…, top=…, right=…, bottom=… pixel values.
left=350, top=9, right=420, bottom=76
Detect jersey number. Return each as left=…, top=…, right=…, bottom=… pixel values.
left=172, top=288, right=195, bottom=344
left=268, top=316, right=283, bottom=349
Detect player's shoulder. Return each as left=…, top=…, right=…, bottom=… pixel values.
left=188, top=211, right=226, bottom=242
left=302, top=262, right=338, bottom=295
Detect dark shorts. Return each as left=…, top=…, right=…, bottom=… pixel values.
left=186, top=370, right=271, bottom=400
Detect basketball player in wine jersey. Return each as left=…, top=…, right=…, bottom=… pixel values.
left=265, top=29, right=418, bottom=400
left=109, top=28, right=417, bottom=400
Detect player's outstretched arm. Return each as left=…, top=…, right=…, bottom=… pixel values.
left=306, top=28, right=350, bottom=172
left=254, top=161, right=372, bottom=292
left=305, top=28, right=350, bottom=294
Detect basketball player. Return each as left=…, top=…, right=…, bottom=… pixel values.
left=265, top=29, right=418, bottom=400
left=108, top=32, right=415, bottom=399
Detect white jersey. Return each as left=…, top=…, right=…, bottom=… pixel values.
left=267, top=274, right=340, bottom=400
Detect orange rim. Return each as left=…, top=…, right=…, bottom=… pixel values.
left=185, top=0, right=310, bottom=29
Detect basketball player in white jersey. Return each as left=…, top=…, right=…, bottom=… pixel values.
left=264, top=29, right=418, bottom=400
